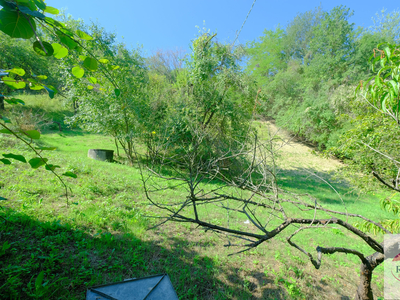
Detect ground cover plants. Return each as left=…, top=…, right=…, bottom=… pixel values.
left=0, top=1, right=399, bottom=299
left=0, top=95, right=395, bottom=299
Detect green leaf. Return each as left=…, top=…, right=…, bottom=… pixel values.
left=6, top=68, right=25, bottom=76
left=36, top=75, right=47, bottom=80
left=33, top=0, right=46, bottom=10
left=2, top=76, right=26, bottom=89
left=35, top=147, right=57, bottom=151
left=29, top=83, right=44, bottom=90
left=0, top=158, right=11, bottom=165
left=45, top=164, right=60, bottom=171
left=28, top=157, right=48, bottom=169
left=4, top=98, right=25, bottom=105
left=52, top=43, right=68, bottom=59
left=99, top=58, right=109, bottom=64
left=0, top=116, right=11, bottom=123
left=0, top=129, right=12, bottom=134
left=83, top=57, right=98, bottom=71
left=33, top=40, right=54, bottom=56
left=0, top=9, right=36, bottom=39
left=88, top=77, right=97, bottom=84
left=44, top=6, right=59, bottom=15
left=388, top=80, right=399, bottom=96
left=0, top=0, right=17, bottom=11
left=114, top=89, right=121, bottom=97
left=384, top=47, right=391, bottom=59
left=44, top=17, right=64, bottom=29
left=72, top=66, right=84, bottom=78
left=109, top=65, right=120, bottom=70
left=3, top=153, right=27, bottom=163
left=18, top=5, right=45, bottom=19
left=24, top=130, right=40, bottom=139
left=79, top=55, right=87, bottom=61
left=57, top=32, right=77, bottom=50
left=76, top=29, right=93, bottom=40
left=43, top=85, right=55, bottom=98
left=35, top=271, right=44, bottom=291
left=62, top=171, right=77, bottom=178
left=87, top=85, right=94, bottom=90
left=0, top=196, right=7, bottom=200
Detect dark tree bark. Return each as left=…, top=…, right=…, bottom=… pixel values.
left=0, top=95, right=4, bottom=110
left=354, top=252, right=384, bottom=300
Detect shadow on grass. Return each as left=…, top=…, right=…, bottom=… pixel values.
left=0, top=208, right=290, bottom=300
left=276, top=167, right=356, bottom=205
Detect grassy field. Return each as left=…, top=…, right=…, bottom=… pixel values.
left=0, top=95, right=396, bottom=299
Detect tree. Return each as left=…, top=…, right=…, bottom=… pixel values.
left=0, top=0, right=123, bottom=199
left=140, top=118, right=388, bottom=300
left=333, top=42, right=400, bottom=234
left=146, top=30, right=258, bottom=171
left=246, top=6, right=396, bottom=150
left=58, top=21, right=149, bottom=164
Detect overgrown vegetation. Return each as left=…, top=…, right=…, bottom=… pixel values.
left=0, top=1, right=399, bottom=299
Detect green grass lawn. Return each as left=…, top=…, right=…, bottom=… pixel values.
left=0, top=96, right=394, bottom=299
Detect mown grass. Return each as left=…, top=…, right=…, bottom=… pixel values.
left=0, top=95, right=394, bottom=299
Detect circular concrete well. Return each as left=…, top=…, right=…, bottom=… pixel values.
left=88, top=149, right=114, bottom=162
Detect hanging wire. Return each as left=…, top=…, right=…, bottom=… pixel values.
left=232, top=0, right=257, bottom=46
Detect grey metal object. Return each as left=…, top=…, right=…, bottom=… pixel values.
left=88, top=149, right=114, bottom=162
left=86, top=274, right=179, bottom=300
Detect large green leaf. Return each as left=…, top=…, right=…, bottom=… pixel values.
left=72, top=66, right=84, bottom=78
left=57, top=31, right=77, bottom=49
left=24, top=130, right=40, bottom=139
left=4, top=98, right=25, bottom=105
left=51, top=43, right=68, bottom=59
left=6, top=68, right=25, bottom=76
left=2, top=76, right=26, bottom=89
left=43, top=85, right=56, bottom=98
left=45, top=164, right=60, bottom=171
left=44, top=6, right=58, bottom=15
left=44, top=17, right=64, bottom=29
left=83, top=57, right=98, bottom=71
left=28, top=157, right=48, bottom=169
left=18, top=5, right=45, bottom=19
left=88, top=77, right=97, bottom=84
left=62, top=171, right=77, bottom=178
left=0, top=0, right=17, bottom=11
left=0, top=158, right=11, bottom=165
left=0, top=9, right=36, bottom=39
left=0, top=129, right=12, bottom=134
left=33, top=40, right=54, bottom=56
left=33, top=0, right=46, bottom=10
left=76, top=29, right=93, bottom=40
left=3, top=153, right=27, bottom=163
left=29, top=83, right=44, bottom=90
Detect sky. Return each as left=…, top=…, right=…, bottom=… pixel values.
left=46, top=0, right=399, bottom=56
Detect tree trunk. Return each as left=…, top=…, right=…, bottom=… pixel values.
left=354, top=252, right=384, bottom=300
left=354, top=261, right=373, bottom=300
left=0, top=95, right=4, bottom=110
